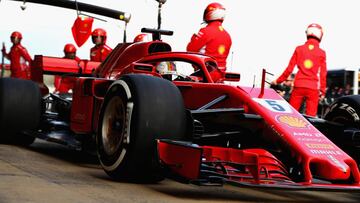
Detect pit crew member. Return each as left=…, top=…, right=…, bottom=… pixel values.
left=271, top=23, right=327, bottom=117
left=90, top=28, right=112, bottom=62
left=54, top=43, right=81, bottom=93
left=2, top=31, right=32, bottom=79
left=186, top=2, right=232, bottom=72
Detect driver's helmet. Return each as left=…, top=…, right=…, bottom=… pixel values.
left=306, top=23, right=323, bottom=42
left=156, top=61, right=177, bottom=74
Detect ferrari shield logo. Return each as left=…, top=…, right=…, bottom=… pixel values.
left=72, top=16, right=94, bottom=47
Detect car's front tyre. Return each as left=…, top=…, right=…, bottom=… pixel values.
left=97, top=74, right=187, bottom=182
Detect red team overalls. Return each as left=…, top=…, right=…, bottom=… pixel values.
left=187, top=2, right=232, bottom=71
left=187, top=21, right=232, bottom=70
left=90, top=44, right=112, bottom=62
left=7, top=44, right=32, bottom=79
left=276, top=38, right=327, bottom=116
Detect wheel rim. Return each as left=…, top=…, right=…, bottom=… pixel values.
left=102, top=96, right=126, bottom=156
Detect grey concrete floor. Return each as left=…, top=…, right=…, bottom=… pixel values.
left=0, top=139, right=360, bottom=203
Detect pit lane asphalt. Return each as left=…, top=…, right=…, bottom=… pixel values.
left=0, top=139, right=360, bottom=203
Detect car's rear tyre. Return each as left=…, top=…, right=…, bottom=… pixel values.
left=323, top=95, right=360, bottom=159
left=0, top=78, right=41, bottom=145
left=97, top=74, right=187, bottom=182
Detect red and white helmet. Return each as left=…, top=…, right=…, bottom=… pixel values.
left=306, top=23, right=323, bottom=41
left=11, top=31, right=22, bottom=39
left=156, top=61, right=176, bottom=74
left=63, top=43, right=77, bottom=53
left=203, top=2, right=226, bottom=23
left=133, top=34, right=150, bottom=43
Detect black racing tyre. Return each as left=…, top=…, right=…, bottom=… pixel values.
left=324, top=95, right=360, bottom=128
left=15, top=132, right=36, bottom=146
left=323, top=95, right=360, bottom=159
left=0, top=78, right=41, bottom=145
left=97, top=74, right=187, bottom=182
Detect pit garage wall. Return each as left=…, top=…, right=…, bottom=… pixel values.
left=327, top=68, right=359, bottom=95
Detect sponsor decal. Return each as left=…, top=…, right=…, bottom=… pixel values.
left=339, top=103, right=360, bottom=121
left=293, top=132, right=322, bottom=137
left=277, top=115, right=308, bottom=128
left=74, top=113, right=86, bottom=121
left=218, top=45, right=225, bottom=55
left=310, top=149, right=342, bottom=155
left=304, top=59, right=313, bottom=69
left=297, top=137, right=325, bottom=142
left=305, top=143, right=334, bottom=149
left=253, top=98, right=293, bottom=113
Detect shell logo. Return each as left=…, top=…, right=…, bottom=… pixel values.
left=277, top=115, right=308, bottom=128
left=218, top=45, right=226, bottom=55
left=304, top=59, right=313, bottom=69
left=218, top=26, right=224, bottom=32
left=308, top=44, right=314, bottom=50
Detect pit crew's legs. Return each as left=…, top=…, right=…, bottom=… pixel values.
left=289, top=87, right=319, bottom=117
left=289, top=87, right=304, bottom=112
left=304, top=88, right=319, bottom=117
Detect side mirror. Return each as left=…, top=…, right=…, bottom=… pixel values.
left=224, top=72, right=240, bottom=82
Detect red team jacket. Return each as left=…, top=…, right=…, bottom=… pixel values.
left=187, top=21, right=232, bottom=70
left=7, top=44, right=32, bottom=79
left=90, top=44, right=112, bottom=62
left=276, top=38, right=327, bottom=95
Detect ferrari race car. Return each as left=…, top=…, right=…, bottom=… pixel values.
left=2, top=25, right=360, bottom=190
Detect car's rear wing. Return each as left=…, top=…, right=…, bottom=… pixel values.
left=31, top=55, right=100, bottom=83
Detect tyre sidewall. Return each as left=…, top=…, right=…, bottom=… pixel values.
left=97, top=81, right=130, bottom=170
left=324, top=95, right=360, bottom=127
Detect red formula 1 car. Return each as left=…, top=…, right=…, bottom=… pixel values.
left=1, top=28, right=360, bottom=191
